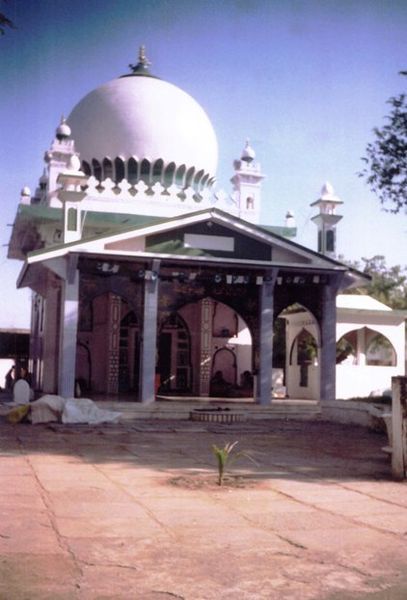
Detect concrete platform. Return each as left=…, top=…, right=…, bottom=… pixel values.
left=1, top=416, right=406, bottom=599
left=93, top=396, right=322, bottom=422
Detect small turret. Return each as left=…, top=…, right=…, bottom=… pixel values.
left=285, top=210, right=296, bottom=228
left=56, top=116, right=72, bottom=141
left=43, top=117, right=78, bottom=207
left=57, top=155, right=88, bottom=244
left=311, top=182, right=343, bottom=257
left=20, top=186, right=31, bottom=205
left=230, top=140, right=265, bottom=225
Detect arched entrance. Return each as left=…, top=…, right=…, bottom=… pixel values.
left=276, top=304, right=320, bottom=400
left=157, top=313, right=192, bottom=394
left=77, top=292, right=140, bottom=395
left=161, top=297, right=253, bottom=397
left=210, top=347, right=237, bottom=395
left=289, top=328, right=319, bottom=396
left=336, top=327, right=397, bottom=367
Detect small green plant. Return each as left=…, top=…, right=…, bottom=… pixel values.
left=212, top=441, right=257, bottom=486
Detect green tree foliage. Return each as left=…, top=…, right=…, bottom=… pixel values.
left=0, top=0, right=15, bottom=35
left=345, top=255, right=407, bottom=310
left=360, top=88, right=407, bottom=213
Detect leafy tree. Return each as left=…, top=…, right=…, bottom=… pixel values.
left=0, top=1, right=16, bottom=35
left=345, top=255, right=407, bottom=310
left=360, top=82, right=407, bottom=213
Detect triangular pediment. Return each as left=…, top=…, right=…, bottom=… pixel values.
left=101, top=209, right=318, bottom=265
left=24, top=208, right=350, bottom=274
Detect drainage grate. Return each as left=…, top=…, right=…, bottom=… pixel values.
left=190, top=410, right=247, bottom=423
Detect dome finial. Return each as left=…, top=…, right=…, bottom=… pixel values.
left=56, top=114, right=71, bottom=140
left=139, top=45, right=150, bottom=66
left=241, top=139, right=255, bottom=162
left=129, top=45, right=152, bottom=76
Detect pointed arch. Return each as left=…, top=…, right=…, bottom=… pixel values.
left=366, top=332, right=396, bottom=366
left=175, top=164, right=187, bottom=187
left=152, top=158, right=164, bottom=183
left=193, top=169, right=204, bottom=189
left=81, top=160, right=91, bottom=176
left=157, top=312, right=192, bottom=393
left=276, top=303, right=320, bottom=400
left=185, top=166, right=196, bottom=188
left=102, top=157, right=113, bottom=180
left=211, top=347, right=237, bottom=392
left=140, top=158, right=151, bottom=184
left=77, top=291, right=141, bottom=395
left=114, top=157, right=125, bottom=182
left=200, top=173, right=210, bottom=189
left=163, top=162, right=176, bottom=187
left=119, top=301, right=140, bottom=393
left=128, top=157, right=138, bottom=184
left=91, top=159, right=102, bottom=181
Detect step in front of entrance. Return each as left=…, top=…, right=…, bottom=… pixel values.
left=95, top=400, right=321, bottom=422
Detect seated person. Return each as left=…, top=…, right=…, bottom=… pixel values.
left=210, top=370, right=232, bottom=397
left=240, top=370, right=254, bottom=392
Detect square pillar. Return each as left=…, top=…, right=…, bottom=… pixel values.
left=391, top=376, right=407, bottom=480
left=58, top=269, right=79, bottom=398
left=320, top=283, right=337, bottom=403
left=256, top=271, right=277, bottom=405
left=139, top=263, right=160, bottom=404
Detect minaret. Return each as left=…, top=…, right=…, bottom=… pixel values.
left=230, top=140, right=265, bottom=224
left=44, top=117, right=77, bottom=207
left=311, top=182, right=343, bottom=257
left=57, top=155, right=88, bottom=244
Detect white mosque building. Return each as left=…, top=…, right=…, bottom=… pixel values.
left=7, top=47, right=405, bottom=403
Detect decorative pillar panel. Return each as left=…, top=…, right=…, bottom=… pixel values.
left=140, top=263, right=160, bottom=404
left=320, top=283, right=337, bottom=403
left=58, top=270, right=79, bottom=398
left=107, top=293, right=121, bottom=394
left=199, top=298, right=213, bottom=396
left=256, top=271, right=277, bottom=405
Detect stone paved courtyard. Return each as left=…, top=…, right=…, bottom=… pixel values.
left=0, top=416, right=406, bottom=599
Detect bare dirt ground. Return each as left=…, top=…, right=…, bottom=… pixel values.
left=0, top=416, right=406, bottom=599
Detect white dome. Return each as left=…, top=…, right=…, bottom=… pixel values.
left=67, top=74, right=218, bottom=182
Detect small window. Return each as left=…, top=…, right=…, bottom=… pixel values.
left=326, top=230, right=335, bottom=252
left=67, top=207, right=77, bottom=231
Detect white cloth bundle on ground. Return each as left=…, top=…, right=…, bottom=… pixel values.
left=30, top=395, right=121, bottom=425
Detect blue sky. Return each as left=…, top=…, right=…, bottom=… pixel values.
left=0, top=0, right=406, bottom=327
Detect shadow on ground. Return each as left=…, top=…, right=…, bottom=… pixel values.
left=0, top=413, right=391, bottom=484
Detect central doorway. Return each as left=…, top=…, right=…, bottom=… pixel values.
left=157, top=313, right=192, bottom=394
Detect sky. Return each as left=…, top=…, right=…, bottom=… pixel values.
left=0, top=0, right=406, bottom=328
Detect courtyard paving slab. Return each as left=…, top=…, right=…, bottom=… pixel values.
left=0, top=417, right=406, bottom=599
